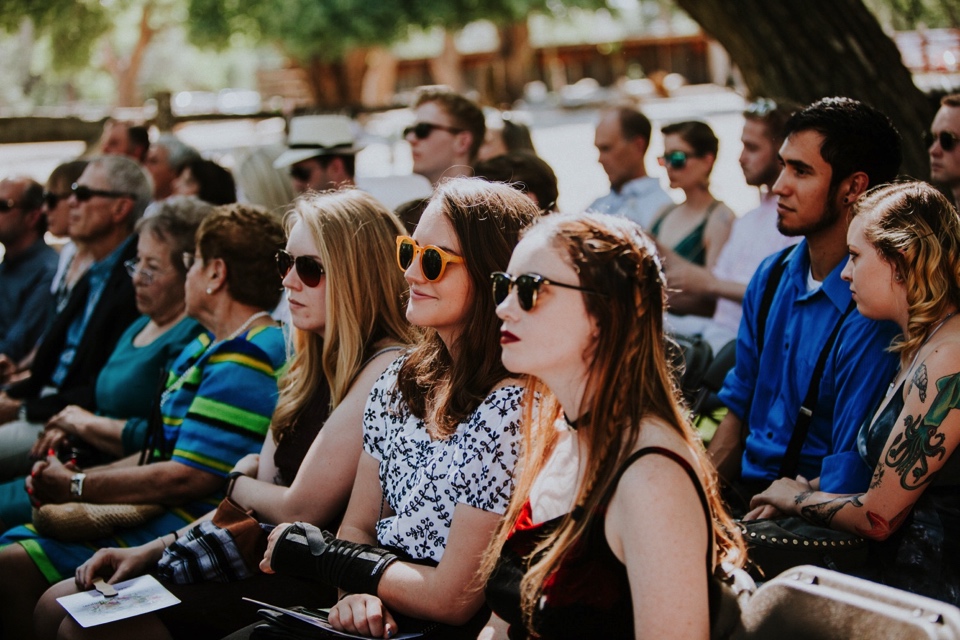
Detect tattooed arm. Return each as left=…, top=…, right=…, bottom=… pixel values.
left=750, top=346, right=960, bottom=540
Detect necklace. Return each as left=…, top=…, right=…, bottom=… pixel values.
left=887, top=310, right=957, bottom=397
left=159, top=310, right=272, bottom=408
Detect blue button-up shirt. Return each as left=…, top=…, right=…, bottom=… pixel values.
left=50, top=236, right=132, bottom=388
left=0, top=239, right=58, bottom=361
left=588, top=176, right=674, bottom=229
left=718, top=241, right=900, bottom=493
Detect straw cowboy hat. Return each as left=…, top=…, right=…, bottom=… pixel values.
left=273, top=115, right=365, bottom=168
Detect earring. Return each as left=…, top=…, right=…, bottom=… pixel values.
left=206, top=287, right=213, bottom=295
left=842, top=197, right=849, bottom=205
left=894, top=273, right=903, bottom=283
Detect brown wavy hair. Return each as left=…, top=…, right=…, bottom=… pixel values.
left=396, top=177, right=539, bottom=438
left=272, top=189, right=418, bottom=442
left=853, top=181, right=960, bottom=360
left=480, top=213, right=746, bottom=630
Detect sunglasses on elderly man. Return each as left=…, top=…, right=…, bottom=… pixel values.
left=926, top=130, right=960, bottom=152
left=276, top=249, right=325, bottom=287
left=490, top=271, right=601, bottom=311
left=658, top=151, right=700, bottom=170
left=396, top=236, right=463, bottom=282
left=402, top=122, right=464, bottom=140
left=71, top=183, right=134, bottom=202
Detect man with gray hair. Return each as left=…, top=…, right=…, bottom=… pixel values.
left=0, top=156, right=150, bottom=479
left=145, top=134, right=201, bottom=200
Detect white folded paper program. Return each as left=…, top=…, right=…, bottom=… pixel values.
left=57, top=574, right=180, bottom=628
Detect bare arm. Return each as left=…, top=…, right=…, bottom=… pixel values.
left=44, top=406, right=127, bottom=458
left=230, top=351, right=396, bottom=526
left=751, top=347, right=960, bottom=541
left=607, top=451, right=711, bottom=639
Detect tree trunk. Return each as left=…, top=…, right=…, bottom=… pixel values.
left=428, top=31, right=464, bottom=91
left=361, top=47, right=398, bottom=108
left=497, top=21, right=535, bottom=106
left=674, top=0, right=934, bottom=180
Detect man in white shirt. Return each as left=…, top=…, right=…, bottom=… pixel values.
left=589, top=105, right=673, bottom=228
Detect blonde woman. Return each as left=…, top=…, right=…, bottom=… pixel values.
left=36, top=189, right=417, bottom=640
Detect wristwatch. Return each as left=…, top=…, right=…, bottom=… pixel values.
left=70, top=472, right=86, bottom=499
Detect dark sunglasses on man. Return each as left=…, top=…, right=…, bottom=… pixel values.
left=70, top=183, right=134, bottom=203
left=402, top=122, right=464, bottom=140
left=926, top=130, right=960, bottom=153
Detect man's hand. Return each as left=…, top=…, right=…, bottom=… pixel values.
left=0, top=392, right=22, bottom=425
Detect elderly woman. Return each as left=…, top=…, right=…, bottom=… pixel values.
left=0, top=197, right=211, bottom=533
left=747, top=182, right=960, bottom=605
left=0, top=203, right=288, bottom=638
left=173, top=158, right=237, bottom=206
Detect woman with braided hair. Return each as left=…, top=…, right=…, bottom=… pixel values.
left=481, top=212, right=745, bottom=639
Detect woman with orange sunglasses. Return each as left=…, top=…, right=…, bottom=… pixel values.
left=250, top=178, right=539, bottom=639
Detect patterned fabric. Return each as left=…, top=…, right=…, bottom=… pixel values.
left=362, top=356, right=524, bottom=563
left=156, top=519, right=256, bottom=584
left=0, top=324, right=286, bottom=584
left=588, top=177, right=674, bottom=229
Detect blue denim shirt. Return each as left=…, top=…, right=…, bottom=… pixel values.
left=50, top=236, right=132, bottom=388
left=588, top=177, right=674, bottom=230
left=718, top=241, right=900, bottom=493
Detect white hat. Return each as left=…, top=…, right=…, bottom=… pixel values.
left=273, top=115, right=364, bottom=168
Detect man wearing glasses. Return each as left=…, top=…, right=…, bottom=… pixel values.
left=0, top=177, right=58, bottom=375
left=589, top=104, right=674, bottom=229
left=274, top=115, right=362, bottom=195
left=404, top=86, right=485, bottom=186
left=0, top=156, right=150, bottom=481
left=929, top=93, right=960, bottom=206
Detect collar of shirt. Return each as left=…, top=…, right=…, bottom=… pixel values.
left=783, top=240, right=852, bottom=313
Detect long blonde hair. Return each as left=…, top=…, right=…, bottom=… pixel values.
left=480, top=214, right=745, bottom=629
left=272, top=189, right=418, bottom=442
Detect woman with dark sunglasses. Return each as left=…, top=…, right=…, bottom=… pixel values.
left=481, top=212, right=746, bottom=639
left=652, top=120, right=735, bottom=317
left=243, top=178, right=538, bottom=640
left=35, top=189, right=417, bottom=639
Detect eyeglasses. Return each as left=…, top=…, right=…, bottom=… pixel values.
left=71, top=183, right=134, bottom=202
left=289, top=165, right=313, bottom=183
left=745, top=98, right=778, bottom=117
left=491, top=271, right=601, bottom=311
left=124, top=259, right=171, bottom=284
left=402, top=122, right=463, bottom=140
left=396, top=235, right=464, bottom=282
left=43, top=191, right=71, bottom=209
left=182, top=252, right=196, bottom=270
left=926, top=130, right=960, bottom=152
left=276, top=249, right=325, bottom=287
left=658, top=151, right=698, bottom=170
left=0, top=199, right=20, bottom=213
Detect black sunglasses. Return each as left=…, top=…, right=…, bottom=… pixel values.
left=926, top=130, right=960, bottom=152
left=403, top=122, right=463, bottom=140
left=43, top=191, right=71, bottom=209
left=71, top=183, right=134, bottom=202
left=0, top=199, right=19, bottom=213
left=289, top=165, right=313, bottom=183
left=491, top=271, right=601, bottom=311
left=276, top=249, right=325, bottom=287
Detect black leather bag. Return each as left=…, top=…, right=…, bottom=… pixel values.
left=738, top=517, right=868, bottom=580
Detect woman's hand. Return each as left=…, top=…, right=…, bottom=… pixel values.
left=30, top=428, right=68, bottom=460
left=259, top=522, right=293, bottom=574
left=74, top=544, right=164, bottom=589
left=742, top=504, right=783, bottom=521
left=231, top=453, right=260, bottom=478
left=328, top=594, right=398, bottom=639
left=747, top=475, right=813, bottom=518
left=46, top=405, right=95, bottom=436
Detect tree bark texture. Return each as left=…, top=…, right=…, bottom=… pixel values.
left=675, top=0, right=935, bottom=179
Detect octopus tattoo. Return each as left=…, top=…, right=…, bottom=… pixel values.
left=885, top=372, right=960, bottom=490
